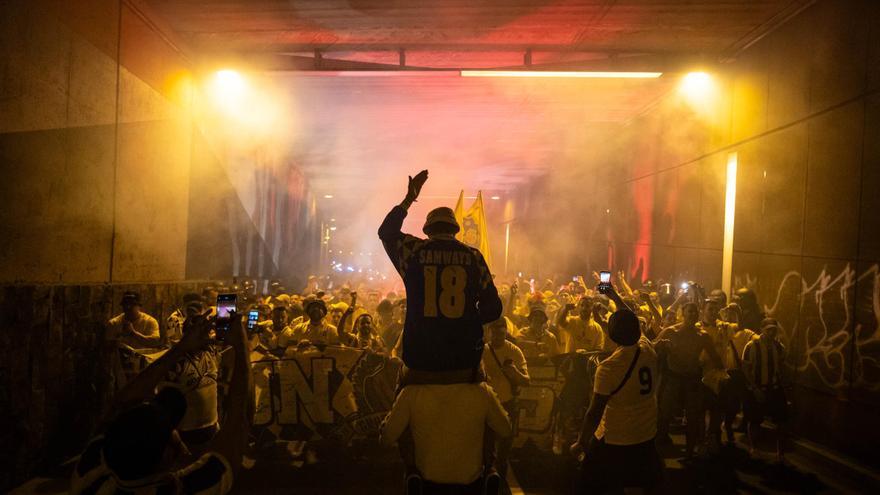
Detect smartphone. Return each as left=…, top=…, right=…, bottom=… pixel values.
left=215, top=293, right=237, bottom=340
left=217, top=293, right=237, bottom=318
left=681, top=282, right=690, bottom=292
left=598, top=270, right=612, bottom=292
left=572, top=276, right=579, bottom=282
left=247, top=309, right=259, bottom=331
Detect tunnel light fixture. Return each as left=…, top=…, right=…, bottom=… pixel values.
left=680, top=71, right=715, bottom=101
left=721, top=153, right=738, bottom=297
left=490, top=195, right=501, bottom=200
left=460, top=70, right=662, bottom=79
left=323, top=194, right=334, bottom=199
left=208, top=69, right=247, bottom=114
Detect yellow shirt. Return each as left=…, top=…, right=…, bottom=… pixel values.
left=515, top=326, right=560, bottom=360
left=593, top=337, right=658, bottom=445
left=380, top=383, right=511, bottom=485
left=278, top=321, right=339, bottom=347
left=481, top=341, right=528, bottom=403
left=559, top=316, right=605, bottom=353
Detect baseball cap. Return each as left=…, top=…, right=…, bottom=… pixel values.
left=121, top=291, right=141, bottom=306
left=304, top=297, right=327, bottom=314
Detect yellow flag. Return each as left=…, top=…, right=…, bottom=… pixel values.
left=454, top=190, right=465, bottom=230
left=457, top=191, right=492, bottom=269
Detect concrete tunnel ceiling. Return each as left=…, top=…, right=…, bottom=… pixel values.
left=136, top=0, right=815, bottom=222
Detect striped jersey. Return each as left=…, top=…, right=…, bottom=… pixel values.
left=742, top=336, right=785, bottom=387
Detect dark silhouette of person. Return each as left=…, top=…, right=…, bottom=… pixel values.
left=379, top=170, right=502, bottom=375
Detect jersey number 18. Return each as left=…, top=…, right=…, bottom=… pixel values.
left=424, top=265, right=466, bottom=318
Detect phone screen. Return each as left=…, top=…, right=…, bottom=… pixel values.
left=599, top=271, right=611, bottom=283
left=247, top=310, right=259, bottom=330
left=216, top=293, right=237, bottom=319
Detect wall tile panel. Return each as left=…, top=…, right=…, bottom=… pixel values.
left=858, top=94, right=880, bottom=261
left=758, top=124, right=808, bottom=255
left=803, top=102, right=863, bottom=259
left=808, top=0, right=868, bottom=112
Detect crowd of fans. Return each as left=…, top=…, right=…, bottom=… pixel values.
left=75, top=171, right=790, bottom=495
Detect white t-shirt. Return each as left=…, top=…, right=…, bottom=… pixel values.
left=160, top=349, right=221, bottom=431
left=381, top=383, right=511, bottom=485
left=108, top=312, right=160, bottom=348
left=593, top=337, right=658, bottom=445
left=481, top=341, right=528, bottom=403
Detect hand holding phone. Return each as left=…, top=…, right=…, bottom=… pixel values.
left=247, top=310, right=259, bottom=331
left=215, top=293, right=238, bottom=341
left=598, top=270, right=612, bottom=293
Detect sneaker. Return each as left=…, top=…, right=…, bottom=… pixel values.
left=405, top=472, right=423, bottom=495
left=484, top=470, right=502, bottom=495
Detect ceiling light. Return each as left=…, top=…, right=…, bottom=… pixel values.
left=323, top=194, right=333, bottom=199
left=297, top=70, right=460, bottom=78
left=490, top=196, right=501, bottom=200
left=208, top=70, right=247, bottom=113
left=460, top=70, right=662, bottom=79
left=680, top=72, right=714, bottom=99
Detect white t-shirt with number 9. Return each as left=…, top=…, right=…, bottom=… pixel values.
left=593, top=336, right=658, bottom=445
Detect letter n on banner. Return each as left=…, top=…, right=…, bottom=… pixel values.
left=278, top=357, right=334, bottom=425
left=252, top=360, right=275, bottom=426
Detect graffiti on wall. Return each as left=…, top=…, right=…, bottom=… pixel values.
left=741, top=264, right=880, bottom=393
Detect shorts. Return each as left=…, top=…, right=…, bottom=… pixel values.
left=743, top=386, right=788, bottom=424
left=578, top=437, right=663, bottom=494
left=422, top=477, right=484, bottom=495
left=179, top=423, right=219, bottom=447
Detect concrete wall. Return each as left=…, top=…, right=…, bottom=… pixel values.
left=0, top=1, right=320, bottom=488
left=0, top=282, right=213, bottom=489
left=511, top=0, right=879, bottom=464
left=0, top=0, right=313, bottom=284
left=0, top=0, right=195, bottom=283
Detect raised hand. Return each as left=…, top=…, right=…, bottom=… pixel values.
left=406, top=170, right=429, bottom=202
